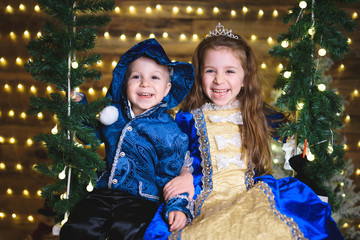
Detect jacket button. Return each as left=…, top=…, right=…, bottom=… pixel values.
left=127, top=126, right=133, bottom=131
left=120, top=152, right=125, bottom=157
left=112, top=179, right=118, bottom=185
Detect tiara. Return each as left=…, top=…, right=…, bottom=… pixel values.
left=207, top=23, right=239, bottom=39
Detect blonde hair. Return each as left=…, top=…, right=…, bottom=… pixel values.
left=181, top=35, right=273, bottom=175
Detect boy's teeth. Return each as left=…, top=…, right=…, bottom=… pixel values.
left=139, top=93, right=151, bottom=96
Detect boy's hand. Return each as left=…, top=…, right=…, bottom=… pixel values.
left=164, top=167, right=194, bottom=201
left=168, top=210, right=187, bottom=232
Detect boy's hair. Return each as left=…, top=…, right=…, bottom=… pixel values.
left=181, top=35, right=273, bottom=176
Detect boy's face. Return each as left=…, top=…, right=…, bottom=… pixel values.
left=126, top=57, right=171, bottom=116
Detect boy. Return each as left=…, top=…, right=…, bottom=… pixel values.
left=60, top=38, right=194, bottom=240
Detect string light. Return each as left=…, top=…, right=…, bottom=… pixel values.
left=16, top=163, right=22, bottom=170
left=112, top=61, right=117, bottom=67
left=284, top=71, right=292, bottom=78
left=317, top=84, right=326, bottom=91
left=34, top=5, right=40, bottom=12
left=163, top=32, right=168, bottom=38
left=129, top=6, right=135, bottom=13
left=19, top=4, right=26, bottom=11
left=0, top=213, right=5, bottom=218
left=173, top=6, right=179, bottom=14
left=37, top=32, right=42, bottom=38
left=6, top=5, right=13, bottom=13
left=273, top=158, right=279, bottom=164
left=24, top=30, right=30, bottom=38
left=88, top=88, right=94, bottom=95
left=357, top=141, right=360, bottom=148
left=7, top=188, right=13, bottom=195
left=213, top=7, right=219, bottom=14
left=231, top=10, right=236, bottom=16
left=120, top=34, right=126, bottom=40
left=37, top=112, right=44, bottom=120
left=28, top=215, right=34, bottom=222
left=20, top=112, right=27, bottom=119
left=352, top=12, right=358, bottom=19
left=250, top=35, right=257, bottom=41
left=0, top=162, right=5, bottom=169
left=192, top=34, right=198, bottom=40
left=343, top=223, right=349, bottom=228
left=356, top=169, right=360, bottom=175
left=135, top=33, right=141, bottom=39
left=146, top=7, right=151, bottom=14
left=261, top=63, right=267, bottom=69
left=353, top=89, right=358, bottom=96
left=12, top=213, right=17, bottom=219
left=23, top=189, right=29, bottom=196
left=10, top=32, right=16, bottom=40
left=47, top=86, right=52, bottom=92
left=186, top=6, right=192, bottom=13
left=278, top=63, right=284, bottom=69
left=156, top=5, right=161, bottom=10
left=180, top=34, right=186, bottom=40
left=242, top=6, right=248, bottom=14
left=297, top=102, right=304, bottom=110
left=51, top=124, right=58, bottom=134
left=308, top=27, right=316, bottom=36
left=258, top=9, right=264, bottom=17
left=102, top=87, right=107, bottom=93
left=347, top=38, right=351, bottom=44
left=71, top=61, right=78, bottom=69
left=197, top=8, right=203, bottom=14
left=345, top=115, right=350, bottom=122
left=86, top=181, right=94, bottom=192
left=281, top=40, right=289, bottom=48
left=27, top=139, right=33, bottom=146
left=58, top=167, right=66, bottom=180
left=318, top=48, right=326, bottom=56
left=307, top=151, right=315, bottom=161
left=114, top=7, right=120, bottom=13
left=299, top=1, right=307, bottom=9
left=273, top=10, right=278, bottom=17
left=339, top=64, right=345, bottom=70
left=9, top=110, right=15, bottom=117
left=37, top=190, right=42, bottom=196
left=149, top=33, right=155, bottom=39
left=104, top=32, right=109, bottom=38
left=16, top=57, right=23, bottom=65
left=1, top=57, right=5, bottom=63
left=344, top=144, right=348, bottom=150
left=0, top=137, right=5, bottom=143
left=30, top=86, right=37, bottom=93
left=267, top=37, right=273, bottom=44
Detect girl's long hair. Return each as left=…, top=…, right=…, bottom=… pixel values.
left=181, top=35, right=273, bottom=175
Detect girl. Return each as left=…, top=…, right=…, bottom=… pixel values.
left=144, top=24, right=343, bottom=240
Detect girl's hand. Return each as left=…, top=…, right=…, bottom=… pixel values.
left=164, top=166, right=194, bottom=201
left=168, top=211, right=187, bottom=232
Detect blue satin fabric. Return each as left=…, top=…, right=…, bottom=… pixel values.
left=144, top=110, right=343, bottom=240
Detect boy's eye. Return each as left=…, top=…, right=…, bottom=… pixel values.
left=152, top=76, right=160, bottom=80
left=131, top=75, right=140, bottom=79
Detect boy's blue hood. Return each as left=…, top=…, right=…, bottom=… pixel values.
left=106, top=38, right=194, bottom=109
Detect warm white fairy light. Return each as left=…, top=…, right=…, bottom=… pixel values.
left=28, top=215, right=34, bottom=222
left=344, top=144, right=348, bottom=150
left=27, top=138, right=33, bottom=146
left=16, top=57, right=22, bottom=65
left=258, top=9, right=264, bottom=17
left=318, top=48, right=326, bottom=56
left=0, top=212, right=5, bottom=218
left=20, top=112, right=27, bottom=119
left=129, top=6, right=135, bottom=13
left=308, top=27, right=316, bottom=36
left=267, top=37, right=273, bottom=44
left=46, top=86, right=52, bottom=92
left=284, top=71, right=292, bottom=78
left=71, top=61, right=78, bottom=69
left=112, top=61, right=117, bottom=67
left=6, top=5, right=13, bottom=13
left=114, top=7, right=120, bottom=13
left=23, top=189, right=30, bottom=196
left=273, top=10, right=278, bottom=17
left=86, top=181, right=94, bottom=192
left=352, top=12, right=358, bottom=19
left=34, top=5, right=40, bottom=12
left=197, top=8, right=203, bottom=14
left=242, top=6, right=248, bottom=13
left=30, top=85, right=37, bottom=93
left=0, top=137, right=5, bottom=143
left=12, top=214, right=17, bottom=219
left=354, top=89, right=359, bottom=96
left=37, top=112, right=44, bottom=120
left=10, top=32, right=16, bottom=40
left=250, top=35, right=257, bottom=41
left=88, top=88, right=95, bottom=95
left=356, top=169, right=360, bottom=175
left=37, top=190, right=42, bottom=196
left=307, top=151, right=315, bottom=161
left=339, top=64, right=345, bottom=70
left=343, top=222, right=349, bottom=228
left=24, top=30, right=30, bottom=38
left=318, top=84, right=326, bottom=91
left=186, top=6, right=192, bottom=13
left=180, top=34, right=186, bottom=40
left=102, top=87, right=107, bottom=93
left=297, top=102, right=304, bottom=110
left=173, top=6, right=179, bottom=14
left=299, top=1, right=307, bottom=9
left=192, top=34, right=198, bottom=40
left=104, top=32, right=109, bottom=38
left=8, top=110, right=15, bottom=117
left=7, top=188, right=13, bottom=195
left=75, top=87, right=80, bottom=92
left=261, top=63, right=267, bottom=69
left=156, top=5, right=161, bottom=10
left=213, top=7, right=219, bottom=14
left=231, top=10, right=236, bottom=16
left=119, top=34, right=126, bottom=41
left=281, top=40, right=289, bottom=48
left=273, top=158, right=279, bottom=164
left=0, top=57, right=5, bottom=63
left=149, top=33, right=155, bottom=39
left=59, top=168, right=66, bottom=180
left=10, top=137, right=16, bottom=144
left=162, top=32, right=168, bottom=38
left=278, top=63, right=284, bottom=69
left=347, top=38, right=351, bottom=44
left=135, top=33, right=141, bottom=39
left=146, top=7, right=151, bottom=14
left=37, top=31, right=42, bottom=38
left=19, top=4, right=26, bottom=11
left=16, top=163, right=22, bottom=170
left=0, top=162, right=5, bottom=169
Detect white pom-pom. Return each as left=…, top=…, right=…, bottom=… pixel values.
left=99, top=106, right=119, bottom=126
left=52, top=222, right=62, bottom=235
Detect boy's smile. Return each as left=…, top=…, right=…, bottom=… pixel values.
left=126, top=57, right=171, bottom=116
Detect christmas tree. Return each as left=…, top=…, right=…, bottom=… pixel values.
left=269, top=0, right=357, bottom=208
left=25, top=0, right=114, bottom=223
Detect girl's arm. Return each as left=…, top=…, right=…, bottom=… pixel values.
left=163, top=165, right=194, bottom=201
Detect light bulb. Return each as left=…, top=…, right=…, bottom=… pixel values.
left=86, top=181, right=94, bottom=192
left=58, top=168, right=66, bottom=179
left=317, top=84, right=326, bottom=91
left=71, top=62, right=78, bottom=69
left=299, top=1, right=307, bottom=9
left=284, top=71, right=292, bottom=78
left=308, top=27, right=316, bottom=36
left=318, top=48, right=326, bottom=56
left=307, top=151, right=315, bottom=161
left=281, top=40, right=289, bottom=48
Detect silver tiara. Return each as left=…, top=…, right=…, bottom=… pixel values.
left=207, top=23, right=239, bottom=39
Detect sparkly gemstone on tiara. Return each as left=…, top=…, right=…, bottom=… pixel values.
left=207, top=23, right=239, bottom=39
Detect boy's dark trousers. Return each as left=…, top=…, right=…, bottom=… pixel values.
left=60, top=189, right=159, bottom=240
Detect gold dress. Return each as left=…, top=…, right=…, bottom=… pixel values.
left=171, top=102, right=301, bottom=240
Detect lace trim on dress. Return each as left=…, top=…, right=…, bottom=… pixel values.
left=214, top=133, right=241, bottom=150
left=256, top=181, right=307, bottom=240
left=216, top=154, right=245, bottom=169
left=208, top=111, right=243, bottom=125
left=201, top=100, right=241, bottom=111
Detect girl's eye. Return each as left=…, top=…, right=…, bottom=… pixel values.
left=131, top=75, right=140, bottom=79
left=205, top=69, right=215, bottom=73
left=152, top=76, right=160, bottom=80
left=226, top=70, right=235, bottom=74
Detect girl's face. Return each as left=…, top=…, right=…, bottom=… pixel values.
left=201, top=47, right=244, bottom=106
